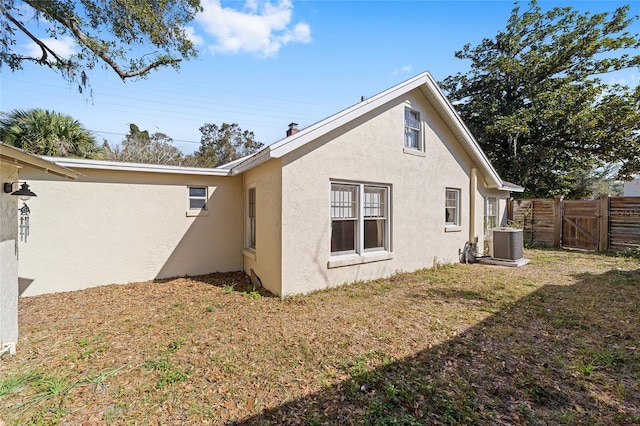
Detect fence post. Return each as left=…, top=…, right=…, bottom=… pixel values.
left=553, top=196, right=563, bottom=248
left=598, top=194, right=609, bottom=251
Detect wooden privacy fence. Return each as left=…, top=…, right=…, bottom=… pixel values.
left=507, top=195, right=640, bottom=251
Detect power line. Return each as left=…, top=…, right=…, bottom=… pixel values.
left=92, top=129, right=202, bottom=145
left=3, top=75, right=338, bottom=123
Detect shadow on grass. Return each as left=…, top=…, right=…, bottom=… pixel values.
left=153, top=271, right=277, bottom=298
left=236, top=267, right=640, bottom=425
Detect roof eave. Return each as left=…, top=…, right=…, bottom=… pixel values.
left=419, top=74, right=505, bottom=189
left=230, top=73, right=434, bottom=174
left=46, top=157, right=231, bottom=176
left=498, top=182, right=525, bottom=193
left=0, top=144, right=79, bottom=179
left=229, top=149, right=272, bottom=175
left=269, top=73, right=431, bottom=159
left=229, top=71, right=516, bottom=190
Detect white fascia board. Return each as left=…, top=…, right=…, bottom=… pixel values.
left=230, top=71, right=513, bottom=191
left=421, top=73, right=505, bottom=189
left=267, top=73, right=431, bottom=159
left=46, top=157, right=231, bottom=176
left=229, top=74, right=427, bottom=174
left=498, top=183, right=525, bottom=193
left=0, top=144, right=79, bottom=179
left=217, top=153, right=256, bottom=169
left=229, top=149, right=271, bottom=175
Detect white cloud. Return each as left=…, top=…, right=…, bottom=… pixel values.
left=185, top=26, right=205, bottom=47
left=392, top=65, right=412, bottom=76
left=23, top=36, right=77, bottom=59
left=196, top=0, right=311, bottom=57
left=605, top=72, right=639, bottom=87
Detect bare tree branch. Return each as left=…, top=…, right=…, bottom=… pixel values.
left=0, top=3, right=70, bottom=68
left=20, top=0, right=183, bottom=81
left=60, top=15, right=182, bottom=80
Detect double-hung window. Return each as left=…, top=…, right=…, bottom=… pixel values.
left=331, top=182, right=389, bottom=255
left=247, top=187, right=256, bottom=249
left=331, top=184, right=358, bottom=253
left=484, top=196, right=498, bottom=233
left=445, top=188, right=460, bottom=226
left=363, top=186, right=387, bottom=250
left=404, top=107, right=423, bottom=151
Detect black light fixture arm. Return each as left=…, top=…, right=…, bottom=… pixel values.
left=3, top=182, right=15, bottom=193
left=3, top=181, right=37, bottom=199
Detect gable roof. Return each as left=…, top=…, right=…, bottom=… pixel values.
left=230, top=71, right=522, bottom=192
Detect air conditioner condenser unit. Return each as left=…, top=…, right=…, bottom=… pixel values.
left=478, top=227, right=528, bottom=267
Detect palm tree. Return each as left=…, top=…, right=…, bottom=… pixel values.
left=0, top=109, right=103, bottom=158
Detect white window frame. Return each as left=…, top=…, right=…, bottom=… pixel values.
left=330, top=181, right=391, bottom=261
left=403, top=106, right=425, bottom=155
left=362, top=185, right=388, bottom=252
left=247, top=186, right=256, bottom=250
left=330, top=183, right=358, bottom=255
left=186, top=186, right=208, bottom=217
left=445, top=188, right=461, bottom=227
left=484, top=196, right=498, bottom=234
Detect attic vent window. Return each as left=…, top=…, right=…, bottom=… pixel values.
left=404, top=107, right=423, bottom=152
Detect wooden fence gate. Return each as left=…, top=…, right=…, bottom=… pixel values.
left=508, top=195, right=640, bottom=252
left=561, top=199, right=604, bottom=251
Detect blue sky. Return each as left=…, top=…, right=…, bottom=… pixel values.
left=2, top=0, right=639, bottom=154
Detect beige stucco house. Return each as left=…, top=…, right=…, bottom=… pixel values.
left=16, top=71, right=522, bottom=299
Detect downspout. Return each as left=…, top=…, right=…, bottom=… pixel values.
left=0, top=342, right=16, bottom=357
left=467, top=167, right=478, bottom=262
left=242, top=172, right=245, bottom=275
left=469, top=167, right=477, bottom=242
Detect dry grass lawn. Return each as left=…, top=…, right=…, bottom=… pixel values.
left=0, top=248, right=639, bottom=425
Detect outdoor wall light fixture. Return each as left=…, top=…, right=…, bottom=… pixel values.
left=3, top=182, right=37, bottom=200
left=3, top=182, right=36, bottom=242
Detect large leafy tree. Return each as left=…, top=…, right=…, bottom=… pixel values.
left=104, top=124, right=184, bottom=165
left=0, top=0, right=201, bottom=87
left=441, top=1, right=640, bottom=198
left=0, top=108, right=103, bottom=158
left=187, top=123, right=264, bottom=168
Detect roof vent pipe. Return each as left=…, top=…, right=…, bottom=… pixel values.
left=286, top=122, right=299, bottom=137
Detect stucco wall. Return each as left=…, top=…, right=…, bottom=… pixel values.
left=0, top=163, right=19, bottom=346
left=242, top=159, right=282, bottom=296
left=18, top=168, right=243, bottom=296
left=279, top=89, right=502, bottom=295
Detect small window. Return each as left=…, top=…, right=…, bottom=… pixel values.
left=445, top=188, right=460, bottom=226
left=404, top=107, right=423, bottom=151
left=188, top=186, right=207, bottom=210
left=248, top=187, right=256, bottom=249
left=484, top=196, right=498, bottom=233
